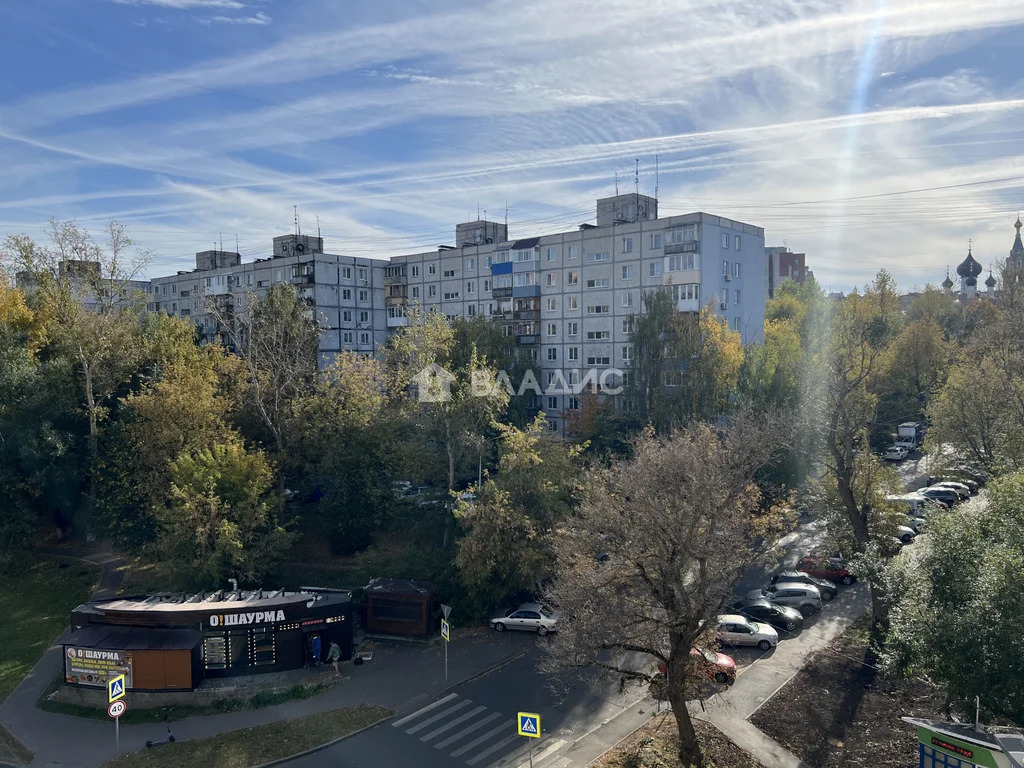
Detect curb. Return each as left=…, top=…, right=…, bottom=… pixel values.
left=250, top=711, right=394, bottom=768
left=571, top=693, right=654, bottom=749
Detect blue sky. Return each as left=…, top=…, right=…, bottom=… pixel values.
left=1, top=0, right=1023, bottom=290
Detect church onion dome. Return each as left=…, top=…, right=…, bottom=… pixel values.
left=1012, top=216, right=1024, bottom=258
left=942, top=272, right=954, bottom=289
left=986, top=272, right=997, bottom=288
left=965, top=276, right=978, bottom=288
left=956, top=246, right=983, bottom=278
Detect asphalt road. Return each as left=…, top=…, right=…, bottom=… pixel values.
left=284, top=648, right=620, bottom=768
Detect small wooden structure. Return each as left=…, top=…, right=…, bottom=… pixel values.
left=363, top=578, right=436, bottom=637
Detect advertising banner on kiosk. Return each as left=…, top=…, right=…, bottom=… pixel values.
left=65, top=647, right=133, bottom=688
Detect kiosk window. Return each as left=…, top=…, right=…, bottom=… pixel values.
left=204, top=636, right=227, bottom=669
left=252, top=627, right=276, bottom=667
left=372, top=598, right=422, bottom=623
left=228, top=629, right=248, bottom=668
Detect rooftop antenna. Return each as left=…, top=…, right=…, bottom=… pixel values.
left=615, top=172, right=619, bottom=196
left=293, top=206, right=299, bottom=237
left=219, top=232, right=223, bottom=253
left=655, top=156, right=659, bottom=200
left=316, top=215, right=321, bottom=241
left=235, top=235, right=239, bottom=254
left=477, top=203, right=480, bottom=221
left=505, top=202, right=508, bottom=230
left=634, top=158, right=639, bottom=197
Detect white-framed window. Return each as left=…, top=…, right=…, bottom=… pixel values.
left=735, top=289, right=741, bottom=305
left=723, top=260, right=730, bottom=276
left=360, top=331, right=370, bottom=344
left=343, top=288, right=352, bottom=301
left=484, top=256, right=492, bottom=268
left=515, top=248, right=537, bottom=262
left=567, top=321, right=579, bottom=336
left=547, top=371, right=556, bottom=385
left=664, top=371, right=682, bottom=387
left=428, top=264, right=437, bottom=276
left=359, top=289, right=368, bottom=301
left=622, top=265, right=633, bottom=280
left=546, top=298, right=557, bottom=311
left=548, top=419, right=559, bottom=431
left=671, top=284, right=700, bottom=301
left=412, top=286, right=420, bottom=299
left=650, top=233, right=662, bottom=249
left=484, top=279, right=491, bottom=292
left=567, top=245, right=579, bottom=259
left=586, top=251, right=610, bottom=263
left=343, top=267, right=353, bottom=279
left=357, top=267, right=366, bottom=281
left=443, top=269, right=457, bottom=278
left=360, top=310, right=369, bottom=323
left=585, top=277, right=610, bottom=288
left=667, top=254, right=695, bottom=271
left=467, top=282, right=475, bottom=295
left=343, top=331, right=353, bottom=343
left=622, top=237, right=634, bottom=253
left=734, top=235, right=742, bottom=251
left=466, top=257, right=475, bottom=271
left=733, top=316, right=741, bottom=330
left=411, top=265, right=420, bottom=277
left=513, top=272, right=535, bottom=287
left=547, top=322, right=557, bottom=336
left=649, top=262, right=662, bottom=277
left=733, top=262, right=742, bottom=278
left=568, top=296, right=579, bottom=310
left=587, top=305, right=610, bottom=314
left=587, top=356, right=611, bottom=366
left=567, top=396, right=580, bottom=411
left=586, top=330, right=610, bottom=340
left=428, top=285, right=437, bottom=298
left=622, top=345, right=632, bottom=361
left=547, top=396, right=558, bottom=410
left=546, top=247, right=558, bottom=262
left=622, top=318, right=632, bottom=334
left=443, top=291, right=461, bottom=300
left=567, top=271, right=579, bottom=285
left=546, top=273, right=557, bottom=287
left=547, top=347, right=558, bottom=361
left=666, top=224, right=698, bottom=244
left=568, top=347, right=579, bottom=361
left=274, top=269, right=282, bottom=282
left=343, top=310, right=352, bottom=322
left=721, top=233, right=730, bottom=249
left=622, top=292, right=633, bottom=308
left=568, top=370, right=579, bottom=385
left=468, top=304, right=476, bottom=316
left=723, top=288, right=730, bottom=304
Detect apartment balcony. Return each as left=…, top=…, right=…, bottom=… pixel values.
left=383, top=273, right=407, bottom=287
left=491, top=286, right=513, bottom=299
left=515, top=334, right=538, bottom=346
left=291, top=273, right=314, bottom=284
left=385, top=294, right=408, bottom=307
left=513, top=310, right=538, bottom=321
left=664, top=240, right=700, bottom=255
left=387, top=315, right=409, bottom=328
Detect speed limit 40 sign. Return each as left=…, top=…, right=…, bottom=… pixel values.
left=108, top=700, right=127, bottom=719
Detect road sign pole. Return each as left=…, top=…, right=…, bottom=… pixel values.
left=444, top=637, right=448, bottom=682
left=441, top=604, right=452, bottom=683
left=529, top=739, right=533, bottom=768
left=115, top=716, right=119, bottom=754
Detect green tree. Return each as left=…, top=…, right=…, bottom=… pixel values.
left=156, top=439, right=294, bottom=588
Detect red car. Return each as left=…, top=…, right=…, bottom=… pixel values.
left=657, top=647, right=736, bottom=684
left=797, top=556, right=856, bottom=585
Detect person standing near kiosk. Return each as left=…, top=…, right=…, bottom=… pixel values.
left=311, top=634, right=322, bottom=667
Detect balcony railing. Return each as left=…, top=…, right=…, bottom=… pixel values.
left=515, top=334, right=538, bottom=346
left=664, top=240, right=699, bottom=255
left=291, top=274, right=314, bottom=284
left=385, top=295, right=408, bottom=307
left=513, top=310, right=538, bottom=321
left=491, top=286, right=513, bottom=299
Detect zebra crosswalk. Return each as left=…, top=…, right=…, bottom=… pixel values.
left=391, top=693, right=570, bottom=768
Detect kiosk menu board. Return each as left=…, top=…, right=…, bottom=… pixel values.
left=65, top=647, right=133, bottom=688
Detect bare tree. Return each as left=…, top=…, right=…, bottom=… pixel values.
left=543, top=413, right=792, bottom=768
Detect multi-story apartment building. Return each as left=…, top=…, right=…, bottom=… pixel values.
left=16, top=259, right=150, bottom=311
left=148, top=234, right=387, bottom=366
left=766, top=246, right=812, bottom=298
left=386, top=194, right=767, bottom=432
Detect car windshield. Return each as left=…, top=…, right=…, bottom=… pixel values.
left=538, top=605, right=556, bottom=618
left=699, top=647, right=718, bottom=663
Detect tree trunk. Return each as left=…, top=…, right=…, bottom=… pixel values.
left=669, top=685, right=702, bottom=767
left=442, top=444, right=455, bottom=548
left=869, top=581, right=889, bottom=629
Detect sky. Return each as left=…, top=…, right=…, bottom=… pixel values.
left=1, top=0, right=1023, bottom=291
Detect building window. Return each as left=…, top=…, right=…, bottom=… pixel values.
left=586, top=278, right=610, bottom=288
left=443, top=291, right=460, bottom=300
left=567, top=397, right=580, bottom=411
left=721, top=233, right=730, bottom=249
left=515, top=248, right=537, bottom=262
left=671, top=284, right=700, bottom=301
left=466, top=257, right=475, bottom=271
left=411, top=265, right=420, bottom=277
left=412, top=286, right=420, bottom=299
left=484, top=256, right=492, bottom=268
left=663, top=371, right=682, bottom=387
left=467, top=282, right=475, bottom=295
left=546, top=298, right=557, bottom=311
left=568, top=370, right=579, bottom=386
left=547, top=371, right=555, bottom=385
left=733, top=317, right=741, bottom=331
left=546, top=273, right=557, bottom=287
left=622, top=237, right=634, bottom=253
left=622, top=345, right=632, bottom=361
left=343, top=310, right=352, bottom=322
left=723, top=288, right=729, bottom=304
left=359, top=289, right=368, bottom=301
left=358, top=268, right=367, bottom=281
left=568, top=347, right=579, bottom=361
left=587, top=356, right=611, bottom=366
left=649, top=262, right=662, bottom=278
left=567, top=321, right=579, bottom=336
left=567, top=245, right=579, bottom=259
left=360, top=311, right=369, bottom=323
left=428, top=285, right=437, bottom=298
left=734, top=235, right=742, bottom=250
left=568, top=296, right=579, bottom=310
left=468, top=304, right=476, bottom=316
left=586, top=330, right=610, bottom=340
left=343, top=331, right=353, bottom=343
left=666, top=224, right=698, bottom=244
left=735, top=289, right=741, bottom=305
left=360, top=332, right=370, bottom=344
left=723, top=260, right=730, bottom=276
left=622, top=292, right=633, bottom=308
left=428, top=264, right=437, bottom=276
left=733, top=262, right=742, bottom=278
left=546, top=247, right=558, bottom=261
left=622, top=318, right=632, bottom=334
left=341, top=267, right=351, bottom=280
left=650, top=233, right=662, bottom=249
left=567, top=271, right=579, bottom=285
left=443, top=269, right=457, bottom=278
left=483, top=279, right=491, bottom=292
left=622, top=265, right=633, bottom=280
left=667, top=254, right=695, bottom=271
left=547, top=347, right=557, bottom=361
left=587, top=305, right=610, bottom=314
left=547, top=396, right=558, bottom=410
left=343, top=289, right=352, bottom=301
left=586, top=251, right=610, bottom=263
left=513, top=272, right=536, bottom=287
left=547, top=323, right=557, bottom=336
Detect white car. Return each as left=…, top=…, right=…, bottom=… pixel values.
left=490, top=603, right=560, bottom=635
left=896, top=525, right=917, bottom=544
left=714, top=614, right=779, bottom=651
left=930, top=482, right=970, bottom=500
left=884, top=446, right=909, bottom=461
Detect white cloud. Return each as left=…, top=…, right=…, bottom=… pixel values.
left=204, top=11, right=271, bottom=24
left=112, top=0, right=246, bottom=9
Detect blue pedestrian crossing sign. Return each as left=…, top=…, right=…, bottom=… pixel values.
left=517, top=712, right=541, bottom=738
left=441, top=618, right=451, bottom=642
left=108, top=674, right=126, bottom=703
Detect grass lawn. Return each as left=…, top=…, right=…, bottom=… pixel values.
left=102, top=704, right=392, bottom=768
left=0, top=555, right=100, bottom=703
left=0, top=723, right=34, bottom=766
left=593, top=712, right=765, bottom=768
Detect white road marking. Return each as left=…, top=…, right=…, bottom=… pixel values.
left=405, top=699, right=473, bottom=735
left=512, top=738, right=566, bottom=768
left=391, top=693, right=459, bottom=727
left=466, top=733, right=520, bottom=765
left=449, top=721, right=510, bottom=757
left=420, top=705, right=488, bottom=742
left=434, top=712, right=504, bottom=749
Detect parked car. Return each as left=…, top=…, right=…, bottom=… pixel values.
left=927, top=476, right=978, bottom=494
left=797, top=556, right=857, bottom=585
left=920, top=486, right=960, bottom=506
left=770, top=570, right=838, bottom=602
left=656, top=647, right=737, bottom=685
left=884, top=445, right=910, bottom=461
left=904, top=514, right=927, bottom=533
left=747, top=583, right=822, bottom=617
left=730, top=598, right=804, bottom=632
left=896, top=525, right=917, bottom=544
left=714, top=614, right=779, bottom=651
left=490, top=603, right=560, bottom=635
left=929, top=482, right=970, bottom=500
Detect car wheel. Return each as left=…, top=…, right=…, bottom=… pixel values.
left=537, top=626, right=548, bottom=636
left=841, top=574, right=855, bottom=585
left=821, top=591, right=835, bottom=603
left=757, top=640, right=771, bottom=651
left=493, top=622, right=506, bottom=632
left=784, top=620, right=797, bottom=632
left=714, top=672, right=729, bottom=684
left=799, top=604, right=815, bottom=617
left=901, top=534, right=914, bottom=544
